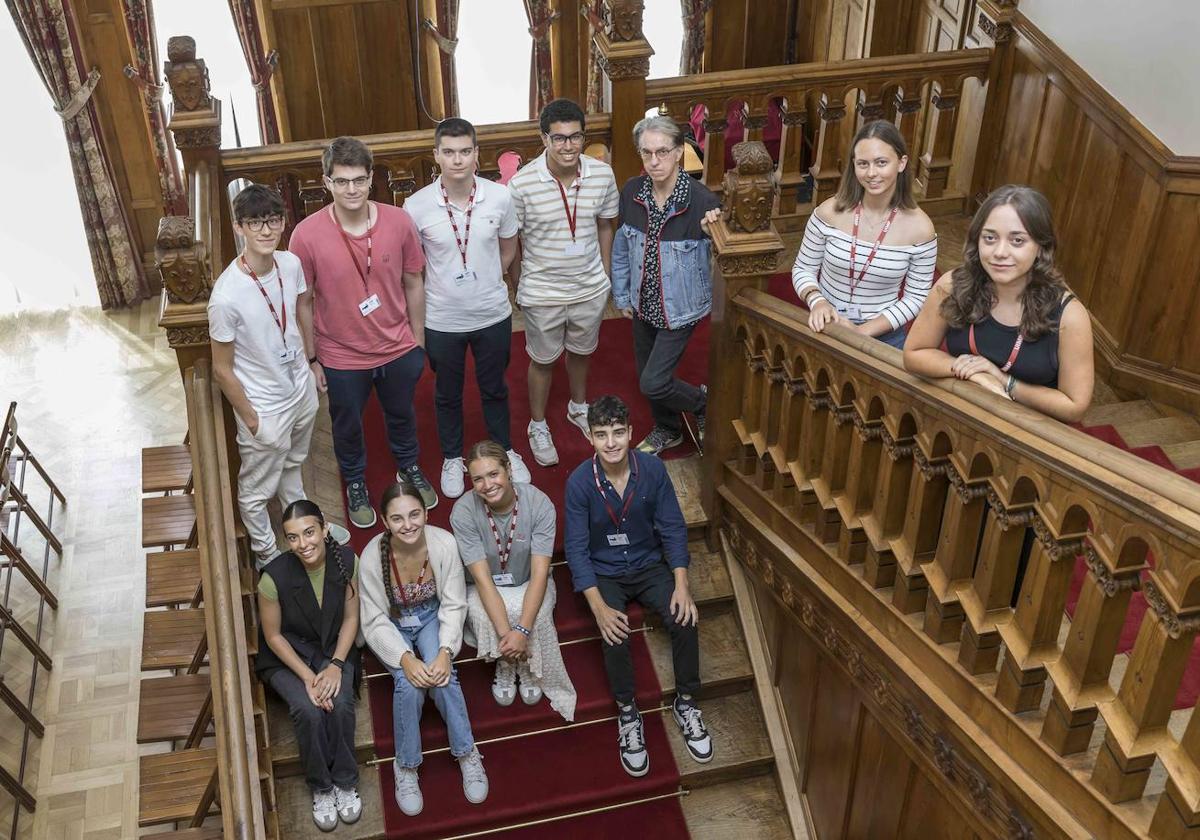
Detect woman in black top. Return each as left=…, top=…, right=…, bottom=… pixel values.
left=257, top=500, right=361, bottom=832
left=904, top=185, right=1094, bottom=422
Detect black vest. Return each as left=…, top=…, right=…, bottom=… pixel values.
left=255, top=550, right=360, bottom=682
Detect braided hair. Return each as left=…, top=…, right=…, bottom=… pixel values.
left=280, top=499, right=356, bottom=598
left=378, top=480, right=428, bottom=615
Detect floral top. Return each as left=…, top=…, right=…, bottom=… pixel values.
left=636, top=173, right=692, bottom=330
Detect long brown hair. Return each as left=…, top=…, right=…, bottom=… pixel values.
left=834, top=120, right=917, bottom=212
left=940, top=184, right=1069, bottom=340
left=378, top=480, right=428, bottom=612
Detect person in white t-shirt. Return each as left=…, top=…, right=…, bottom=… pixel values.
left=404, top=118, right=532, bottom=499
left=508, top=99, right=620, bottom=468
left=209, top=184, right=320, bottom=568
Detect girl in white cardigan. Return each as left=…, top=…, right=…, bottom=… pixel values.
left=359, top=480, right=488, bottom=817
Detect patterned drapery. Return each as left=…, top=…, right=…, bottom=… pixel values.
left=226, top=0, right=281, bottom=143
left=120, top=0, right=186, bottom=215
left=679, top=0, right=710, bottom=75
left=522, top=0, right=557, bottom=117
left=6, top=0, right=149, bottom=309
left=434, top=0, right=460, bottom=116
left=584, top=0, right=604, bottom=113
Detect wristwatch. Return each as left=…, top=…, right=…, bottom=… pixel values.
left=308, top=355, right=319, bottom=365
left=329, top=657, right=345, bottom=671
left=439, top=645, right=454, bottom=657
left=513, top=624, right=531, bottom=637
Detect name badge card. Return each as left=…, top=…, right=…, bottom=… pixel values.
left=359, top=294, right=381, bottom=317
left=607, top=533, right=631, bottom=547
left=492, top=572, right=515, bottom=587
left=453, top=269, right=477, bottom=286
left=277, top=347, right=299, bottom=364
left=399, top=613, right=422, bottom=629
left=563, top=241, right=587, bottom=256
left=840, top=304, right=863, bottom=322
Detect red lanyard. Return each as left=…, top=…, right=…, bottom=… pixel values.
left=331, top=205, right=373, bottom=293
left=484, top=493, right=520, bottom=572
left=969, top=323, right=1024, bottom=372
left=385, top=539, right=428, bottom=609
left=440, top=179, right=476, bottom=269
left=592, top=456, right=637, bottom=531
left=239, top=256, right=286, bottom=343
left=555, top=165, right=582, bottom=241
left=848, top=204, right=899, bottom=301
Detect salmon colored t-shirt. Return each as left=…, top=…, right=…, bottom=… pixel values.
left=289, top=202, right=426, bottom=370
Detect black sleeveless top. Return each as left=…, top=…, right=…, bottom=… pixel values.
left=944, top=294, right=1075, bottom=388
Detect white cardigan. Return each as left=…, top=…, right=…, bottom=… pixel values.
left=359, top=525, right=468, bottom=668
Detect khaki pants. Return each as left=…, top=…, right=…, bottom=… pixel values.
left=235, top=378, right=320, bottom=560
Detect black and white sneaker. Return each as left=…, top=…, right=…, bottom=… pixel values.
left=617, top=705, right=649, bottom=777
left=672, top=695, right=713, bottom=763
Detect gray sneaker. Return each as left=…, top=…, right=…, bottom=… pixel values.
left=636, top=425, right=683, bottom=456
left=400, top=465, right=439, bottom=510
left=346, top=481, right=376, bottom=529
left=393, top=765, right=423, bottom=816
left=312, top=788, right=338, bottom=832
left=458, top=748, right=489, bottom=804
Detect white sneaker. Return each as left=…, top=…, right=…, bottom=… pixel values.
left=312, top=789, right=338, bottom=832
left=517, top=662, right=543, bottom=705
left=393, top=764, right=423, bottom=816
left=458, top=748, right=489, bottom=804
left=492, top=660, right=516, bottom=706
left=441, top=456, right=466, bottom=498
left=334, top=785, right=362, bottom=824
left=507, top=449, right=532, bottom=484
left=328, top=522, right=352, bottom=546
left=527, top=422, right=559, bottom=467
left=566, top=401, right=591, bottom=439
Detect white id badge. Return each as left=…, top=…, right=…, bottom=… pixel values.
left=492, top=572, right=515, bottom=586
left=607, top=533, right=631, bottom=547
left=399, top=613, right=422, bottom=629
left=453, top=269, right=477, bottom=286
left=359, top=294, right=381, bottom=317
left=845, top=304, right=863, bottom=321
left=277, top=347, right=298, bottom=364
left=563, top=241, right=587, bottom=256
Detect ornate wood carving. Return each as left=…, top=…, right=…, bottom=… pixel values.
left=164, top=36, right=211, bottom=113
left=155, top=216, right=210, bottom=305
left=604, top=0, right=644, bottom=42
left=721, top=142, right=776, bottom=234
left=166, top=326, right=210, bottom=348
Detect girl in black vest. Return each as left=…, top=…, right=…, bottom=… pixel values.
left=257, top=500, right=362, bottom=832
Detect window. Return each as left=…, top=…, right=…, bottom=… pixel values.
left=455, top=0, right=533, bottom=125
left=645, top=2, right=683, bottom=79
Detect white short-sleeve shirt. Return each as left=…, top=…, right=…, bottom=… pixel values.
left=404, top=175, right=518, bottom=333
left=207, top=250, right=312, bottom=416
left=508, top=152, right=620, bottom=307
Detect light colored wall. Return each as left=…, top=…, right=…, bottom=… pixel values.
left=1021, top=0, right=1200, bottom=155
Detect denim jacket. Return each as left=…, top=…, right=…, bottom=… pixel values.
left=611, top=174, right=721, bottom=329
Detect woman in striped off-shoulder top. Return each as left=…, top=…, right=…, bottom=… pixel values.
left=791, top=120, right=937, bottom=349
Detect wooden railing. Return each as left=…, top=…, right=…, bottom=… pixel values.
left=704, top=151, right=1200, bottom=837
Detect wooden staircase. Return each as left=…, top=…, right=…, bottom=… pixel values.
left=1081, top=381, right=1200, bottom=472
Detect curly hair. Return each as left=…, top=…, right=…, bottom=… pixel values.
left=940, top=185, right=1069, bottom=340
left=280, top=499, right=356, bottom=598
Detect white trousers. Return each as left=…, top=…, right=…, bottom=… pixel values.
left=235, top=378, right=320, bottom=560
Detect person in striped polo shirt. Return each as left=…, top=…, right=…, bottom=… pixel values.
left=508, top=99, right=620, bottom=467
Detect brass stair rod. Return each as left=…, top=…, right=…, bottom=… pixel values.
left=437, top=788, right=689, bottom=839
left=364, top=625, right=653, bottom=680
left=367, top=703, right=672, bottom=766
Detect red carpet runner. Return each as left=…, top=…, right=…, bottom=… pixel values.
left=342, top=316, right=707, bottom=838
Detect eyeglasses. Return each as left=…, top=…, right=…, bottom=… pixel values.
left=638, top=146, right=680, bottom=162
left=546, top=132, right=586, bottom=148
left=241, top=216, right=286, bottom=232
left=326, top=175, right=371, bottom=190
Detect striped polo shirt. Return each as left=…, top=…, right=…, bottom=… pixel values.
left=508, top=152, right=620, bottom=307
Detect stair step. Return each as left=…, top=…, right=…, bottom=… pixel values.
left=686, top=542, right=733, bottom=608
left=682, top=773, right=799, bottom=839
left=277, top=766, right=385, bottom=839
left=267, top=684, right=376, bottom=778
left=650, top=610, right=753, bottom=699
left=1090, top=378, right=1123, bottom=406
left=142, top=608, right=207, bottom=671
left=667, top=455, right=708, bottom=538
left=1113, top=415, right=1200, bottom=448
left=669, top=690, right=774, bottom=788
left=1081, top=399, right=1160, bottom=427
left=142, top=494, right=197, bottom=548
left=1163, top=440, right=1200, bottom=470
left=146, top=549, right=202, bottom=608
left=138, top=747, right=218, bottom=827
left=142, top=444, right=193, bottom=494
left=138, top=673, right=212, bottom=743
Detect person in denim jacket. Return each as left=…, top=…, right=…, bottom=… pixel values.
left=611, top=115, right=722, bottom=455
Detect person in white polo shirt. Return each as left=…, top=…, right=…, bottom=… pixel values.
left=508, top=99, right=620, bottom=467
left=209, top=184, right=319, bottom=568
left=405, top=118, right=532, bottom=498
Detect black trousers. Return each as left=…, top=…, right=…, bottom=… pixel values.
left=631, top=316, right=705, bottom=435
left=595, top=561, right=701, bottom=705
left=267, top=661, right=358, bottom=793
left=425, top=317, right=513, bottom=457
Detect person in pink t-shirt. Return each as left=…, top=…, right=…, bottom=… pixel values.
left=292, top=137, right=436, bottom=528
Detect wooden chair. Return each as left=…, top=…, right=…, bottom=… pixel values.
left=138, top=748, right=219, bottom=828
left=142, top=444, right=194, bottom=495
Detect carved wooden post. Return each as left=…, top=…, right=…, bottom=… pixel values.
left=702, top=141, right=784, bottom=530
left=164, top=36, right=221, bottom=178
left=776, top=97, right=807, bottom=216
left=700, top=111, right=729, bottom=195
left=836, top=413, right=884, bottom=566
left=972, top=4, right=1017, bottom=206
left=918, top=82, right=961, bottom=199
left=893, top=81, right=925, bottom=157
left=810, top=94, right=847, bottom=205
left=862, top=424, right=915, bottom=588
left=1152, top=699, right=1200, bottom=837
left=593, top=0, right=653, bottom=184
left=892, top=445, right=950, bottom=613
left=811, top=399, right=855, bottom=545
left=923, top=461, right=989, bottom=642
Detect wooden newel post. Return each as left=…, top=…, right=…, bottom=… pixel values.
left=157, top=216, right=213, bottom=372
left=593, top=0, right=653, bottom=184
left=163, top=36, right=222, bottom=184
left=702, top=141, right=784, bottom=533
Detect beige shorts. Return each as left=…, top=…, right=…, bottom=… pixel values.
left=522, top=293, right=608, bottom=364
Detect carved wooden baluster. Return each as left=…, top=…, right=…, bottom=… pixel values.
left=835, top=413, right=884, bottom=566
left=387, top=168, right=416, bottom=207
left=741, top=98, right=766, bottom=145
left=795, top=386, right=832, bottom=529
left=862, top=425, right=915, bottom=588
left=918, top=81, right=962, bottom=199
left=995, top=516, right=1086, bottom=713
left=923, top=462, right=989, bottom=643
left=776, top=95, right=808, bottom=216
left=701, top=112, right=729, bottom=194
left=297, top=178, right=326, bottom=219
left=810, top=397, right=856, bottom=545
left=1041, top=541, right=1143, bottom=755
left=893, top=81, right=925, bottom=160
left=774, top=373, right=809, bottom=511
left=1093, top=576, right=1200, bottom=803
left=958, top=490, right=1036, bottom=674
left=1151, top=694, right=1200, bottom=836
left=855, top=82, right=887, bottom=129
left=809, top=94, right=847, bottom=206
left=892, top=446, right=949, bottom=613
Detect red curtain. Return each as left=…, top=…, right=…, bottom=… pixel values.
left=679, top=0, right=709, bottom=75
left=6, top=0, right=149, bottom=308
left=522, top=0, right=557, bottom=118
left=226, top=0, right=281, bottom=143
left=120, top=0, right=186, bottom=215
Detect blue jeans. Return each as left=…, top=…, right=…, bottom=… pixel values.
left=866, top=323, right=908, bottom=350
left=387, top=597, right=475, bottom=768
